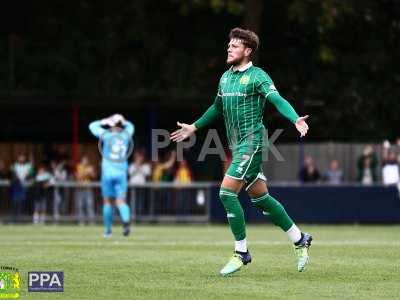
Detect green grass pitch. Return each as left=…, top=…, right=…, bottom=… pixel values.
left=0, top=224, right=399, bottom=299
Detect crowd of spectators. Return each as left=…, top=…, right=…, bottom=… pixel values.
left=1, top=139, right=399, bottom=222
left=0, top=148, right=194, bottom=223
left=298, top=138, right=400, bottom=186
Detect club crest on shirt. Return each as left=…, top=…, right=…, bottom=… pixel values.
left=240, top=75, right=250, bottom=85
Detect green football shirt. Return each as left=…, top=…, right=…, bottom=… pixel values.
left=194, top=62, right=299, bottom=151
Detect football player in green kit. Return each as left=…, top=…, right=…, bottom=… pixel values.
left=171, top=28, right=312, bottom=276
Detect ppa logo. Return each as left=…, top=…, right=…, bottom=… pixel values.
left=28, top=271, right=64, bottom=292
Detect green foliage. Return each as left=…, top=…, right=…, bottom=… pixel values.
left=171, top=0, right=244, bottom=15
left=0, top=0, right=399, bottom=139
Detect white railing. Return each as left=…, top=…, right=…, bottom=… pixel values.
left=0, top=181, right=215, bottom=223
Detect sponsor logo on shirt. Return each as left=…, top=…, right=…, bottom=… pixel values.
left=269, top=84, right=277, bottom=90
left=240, top=75, right=250, bottom=85
left=221, top=92, right=247, bottom=97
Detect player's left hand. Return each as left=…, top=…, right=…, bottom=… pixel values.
left=295, top=115, right=309, bottom=137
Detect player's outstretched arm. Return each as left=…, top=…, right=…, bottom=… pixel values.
left=170, top=122, right=197, bottom=143
left=267, top=93, right=309, bottom=137
left=256, top=71, right=309, bottom=137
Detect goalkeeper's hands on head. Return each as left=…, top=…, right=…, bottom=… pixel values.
left=110, top=114, right=126, bottom=125
left=100, top=117, right=116, bottom=127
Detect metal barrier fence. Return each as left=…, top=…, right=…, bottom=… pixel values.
left=2, top=180, right=399, bottom=224
left=0, top=181, right=214, bottom=223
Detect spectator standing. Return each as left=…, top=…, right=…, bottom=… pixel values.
left=357, top=145, right=378, bottom=185
left=381, top=141, right=400, bottom=187
left=75, top=156, right=96, bottom=225
left=51, top=159, right=69, bottom=221
left=384, top=138, right=400, bottom=164
left=33, top=164, right=53, bottom=224
left=152, top=150, right=176, bottom=182
left=10, top=154, right=34, bottom=222
left=174, top=159, right=193, bottom=184
left=299, top=155, right=321, bottom=183
left=324, top=159, right=343, bottom=185
left=129, top=150, right=151, bottom=219
left=129, top=150, right=151, bottom=185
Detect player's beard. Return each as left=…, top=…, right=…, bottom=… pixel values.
left=227, top=53, right=246, bottom=67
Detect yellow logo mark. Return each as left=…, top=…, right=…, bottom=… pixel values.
left=12, top=274, right=20, bottom=290
left=0, top=267, right=20, bottom=299
left=240, top=75, right=250, bottom=85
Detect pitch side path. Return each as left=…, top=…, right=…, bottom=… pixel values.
left=0, top=225, right=399, bottom=299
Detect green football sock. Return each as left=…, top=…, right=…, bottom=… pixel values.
left=219, top=188, right=246, bottom=241
left=251, top=193, right=294, bottom=231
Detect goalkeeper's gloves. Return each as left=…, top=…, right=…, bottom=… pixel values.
left=111, top=113, right=126, bottom=125
left=100, top=118, right=115, bottom=127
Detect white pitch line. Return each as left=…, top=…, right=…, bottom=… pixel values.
left=0, top=240, right=399, bottom=246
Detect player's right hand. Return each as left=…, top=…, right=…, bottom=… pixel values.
left=170, top=122, right=197, bottom=142
left=100, top=118, right=115, bottom=127
left=111, top=114, right=125, bottom=124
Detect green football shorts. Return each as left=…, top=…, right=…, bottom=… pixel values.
left=225, top=144, right=267, bottom=190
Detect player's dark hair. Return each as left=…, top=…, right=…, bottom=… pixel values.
left=229, top=27, right=259, bottom=55
left=102, top=121, right=124, bottom=129
left=114, top=121, right=124, bottom=129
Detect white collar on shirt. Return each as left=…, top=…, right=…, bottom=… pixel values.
left=232, top=61, right=253, bottom=72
